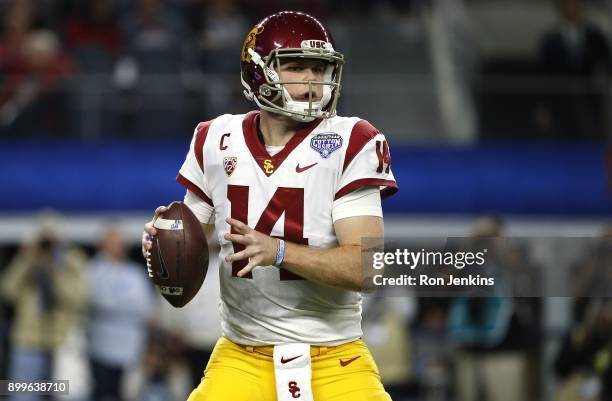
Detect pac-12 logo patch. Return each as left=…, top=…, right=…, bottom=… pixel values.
left=223, top=156, right=237, bottom=176
left=310, top=133, right=343, bottom=158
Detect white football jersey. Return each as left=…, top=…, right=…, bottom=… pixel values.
left=177, top=111, right=397, bottom=346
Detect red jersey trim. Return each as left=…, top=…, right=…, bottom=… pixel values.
left=334, top=178, right=399, bottom=201
left=194, top=121, right=213, bottom=173
left=242, top=111, right=322, bottom=177
left=176, top=173, right=213, bottom=207
left=342, top=120, right=380, bottom=174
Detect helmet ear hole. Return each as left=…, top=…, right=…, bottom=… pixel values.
left=260, top=86, right=272, bottom=97
left=259, top=85, right=282, bottom=101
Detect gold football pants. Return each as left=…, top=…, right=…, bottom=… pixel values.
left=187, top=336, right=392, bottom=401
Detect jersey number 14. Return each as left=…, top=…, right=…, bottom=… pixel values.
left=227, top=185, right=307, bottom=280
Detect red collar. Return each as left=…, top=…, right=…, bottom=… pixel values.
left=242, top=111, right=322, bottom=177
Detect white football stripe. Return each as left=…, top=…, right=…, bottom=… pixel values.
left=153, top=218, right=183, bottom=230
left=156, top=285, right=184, bottom=296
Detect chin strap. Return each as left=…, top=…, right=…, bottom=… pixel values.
left=241, top=74, right=255, bottom=101
left=248, top=48, right=280, bottom=83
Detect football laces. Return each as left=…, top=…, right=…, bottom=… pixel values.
left=145, top=250, right=154, bottom=278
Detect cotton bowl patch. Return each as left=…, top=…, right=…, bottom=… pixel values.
left=310, top=133, right=343, bottom=158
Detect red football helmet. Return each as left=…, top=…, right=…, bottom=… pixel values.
left=240, top=11, right=345, bottom=122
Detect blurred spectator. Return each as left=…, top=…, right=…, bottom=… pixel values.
left=555, top=299, right=612, bottom=401
left=119, top=0, right=187, bottom=137
left=0, top=0, right=432, bottom=139
left=64, top=0, right=124, bottom=63
left=410, top=298, right=452, bottom=401
left=0, top=30, right=75, bottom=137
left=0, top=244, right=10, bottom=380
left=62, top=0, right=124, bottom=138
left=537, top=0, right=611, bottom=140
left=0, top=0, right=35, bottom=70
left=0, top=0, right=68, bottom=71
left=0, top=294, right=8, bottom=380
left=190, top=0, right=247, bottom=120
left=362, top=294, right=416, bottom=401
left=570, top=225, right=612, bottom=318
left=448, top=216, right=541, bottom=401
left=554, top=226, right=612, bottom=401
left=195, top=0, right=247, bottom=74
left=0, top=212, right=88, bottom=399
left=328, top=0, right=422, bottom=18
left=122, top=0, right=186, bottom=74
left=241, top=0, right=327, bottom=21
left=155, top=261, right=222, bottom=391
left=139, top=328, right=175, bottom=401
left=86, top=227, right=154, bottom=401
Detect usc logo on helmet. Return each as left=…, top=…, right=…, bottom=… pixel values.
left=241, top=26, right=264, bottom=62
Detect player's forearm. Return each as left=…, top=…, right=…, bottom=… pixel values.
left=281, top=242, right=363, bottom=291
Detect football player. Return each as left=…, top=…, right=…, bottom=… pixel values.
left=142, top=10, right=397, bottom=401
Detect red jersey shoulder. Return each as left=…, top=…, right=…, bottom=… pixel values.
left=192, top=121, right=213, bottom=172
left=193, top=114, right=245, bottom=156
left=342, top=119, right=383, bottom=173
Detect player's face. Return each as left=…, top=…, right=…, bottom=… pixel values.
left=278, top=58, right=327, bottom=102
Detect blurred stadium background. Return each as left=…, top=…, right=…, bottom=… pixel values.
left=0, top=0, right=610, bottom=400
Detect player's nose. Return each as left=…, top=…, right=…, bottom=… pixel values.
left=302, top=67, right=321, bottom=82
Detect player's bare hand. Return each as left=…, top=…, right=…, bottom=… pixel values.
left=141, top=205, right=168, bottom=257
left=224, top=217, right=277, bottom=277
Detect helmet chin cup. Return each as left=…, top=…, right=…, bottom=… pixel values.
left=282, top=88, right=329, bottom=122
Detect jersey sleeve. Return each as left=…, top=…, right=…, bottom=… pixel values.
left=335, top=120, right=398, bottom=201
left=332, top=186, right=382, bottom=222
left=176, top=121, right=213, bottom=207
left=184, top=189, right=215, bottom=224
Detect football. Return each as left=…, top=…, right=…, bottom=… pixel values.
left=148, top=201, right=208, bottom=307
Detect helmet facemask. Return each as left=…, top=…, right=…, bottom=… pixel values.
left=242, top=46, right=344, bottom=122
